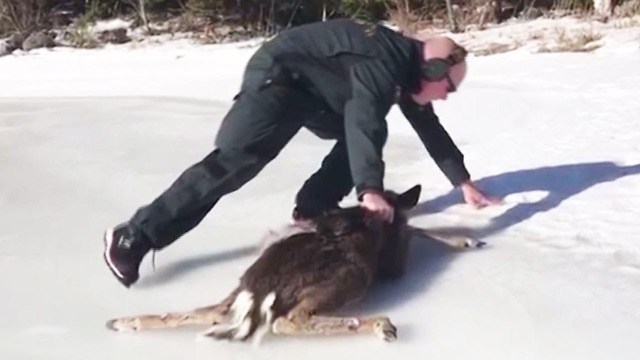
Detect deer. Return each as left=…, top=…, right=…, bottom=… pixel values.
left=105, top=184, right=484, bottom=343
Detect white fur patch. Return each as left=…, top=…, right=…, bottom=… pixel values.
left=252, top=292, right=277, bottom=346
left=200, top=290, right=254, bottom=339
left=233, top=315, right=253, bottom=340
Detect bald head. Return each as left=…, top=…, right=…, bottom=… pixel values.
left=422, top=36, right=460, bottom=60
left=409, top=35, right=469, bottom=104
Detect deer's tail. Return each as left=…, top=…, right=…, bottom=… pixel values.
left=200, top=289, right=277, bottom=345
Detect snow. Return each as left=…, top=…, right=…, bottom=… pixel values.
left=1, top=18, right=639, bottom=360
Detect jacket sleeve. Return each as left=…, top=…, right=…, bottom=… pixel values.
left=398, top=93, right=470, bottom=186
left=343, top=61, right=395, bottom=197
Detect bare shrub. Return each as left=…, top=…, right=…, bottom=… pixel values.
left=387, top=0, right=429, bottom=35
left=454, top=0, right=504, bottom=31
left=0, top=0, right=50, bottom=35
left=614, top=0, right=640, bottom=17
left=66, top=16, right=100, bottom=48
left=123, top=0, right=151, bottom=32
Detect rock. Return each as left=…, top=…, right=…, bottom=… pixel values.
left=0, top=41, right=11, bottom=57
left=98, top=28, right=131, bottom=44
left=22, top=31, right=56, bottom=51
left=8, top=33, right=25, bottom=48
left=1, top=33, right=26, bottom=56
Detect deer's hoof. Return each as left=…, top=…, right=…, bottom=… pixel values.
left=465, top=238, right=486, bottom=249
left=374, top=318, right=397, bottom=342
left=106, top=318, right=137, bottom=332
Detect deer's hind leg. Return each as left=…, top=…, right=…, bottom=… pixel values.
left=106, top=288, right=240, bottom=332
left=273, top=269, right=397, bottom=341
left=273, top=314, right=397, bottom=342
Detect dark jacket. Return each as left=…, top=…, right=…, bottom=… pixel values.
left=262, top=19, right=470, bottom=195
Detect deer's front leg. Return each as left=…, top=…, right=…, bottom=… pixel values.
left=411, top=226, right=486, bottom=250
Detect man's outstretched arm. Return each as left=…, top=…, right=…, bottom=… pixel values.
left=398, top=94, right=500, bottom=208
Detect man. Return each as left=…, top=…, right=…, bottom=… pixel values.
left=103, top=18, right=499, bottom=288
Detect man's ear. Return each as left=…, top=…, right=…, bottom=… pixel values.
left=397, top=185, right=421, bottom=209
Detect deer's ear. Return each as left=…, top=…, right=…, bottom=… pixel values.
left=397, top=185, right=421, bottom=209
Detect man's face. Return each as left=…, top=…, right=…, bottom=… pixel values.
left=410, top=62, right=467, bottom=105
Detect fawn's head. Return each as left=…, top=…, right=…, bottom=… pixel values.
left=372, top=184, right=421, bottom=239
left=381, top=184, right=422, bottom=225
left=315, top=185, right=422, bottom=239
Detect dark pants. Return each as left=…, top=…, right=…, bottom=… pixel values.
left=130, top=50, right=353, bottom=249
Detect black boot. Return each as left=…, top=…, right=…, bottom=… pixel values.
left=103, top=222, right=152, bottom=288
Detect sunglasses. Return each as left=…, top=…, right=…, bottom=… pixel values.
left=420, top=58, right=457, bottom=93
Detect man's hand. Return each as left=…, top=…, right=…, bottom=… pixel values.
left=460, top=180, right=501, bottom=209
left=360, top=192, right=394, bottom=223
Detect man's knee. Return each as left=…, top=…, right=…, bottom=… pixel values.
left=199, top=148, right=268, bottom=193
